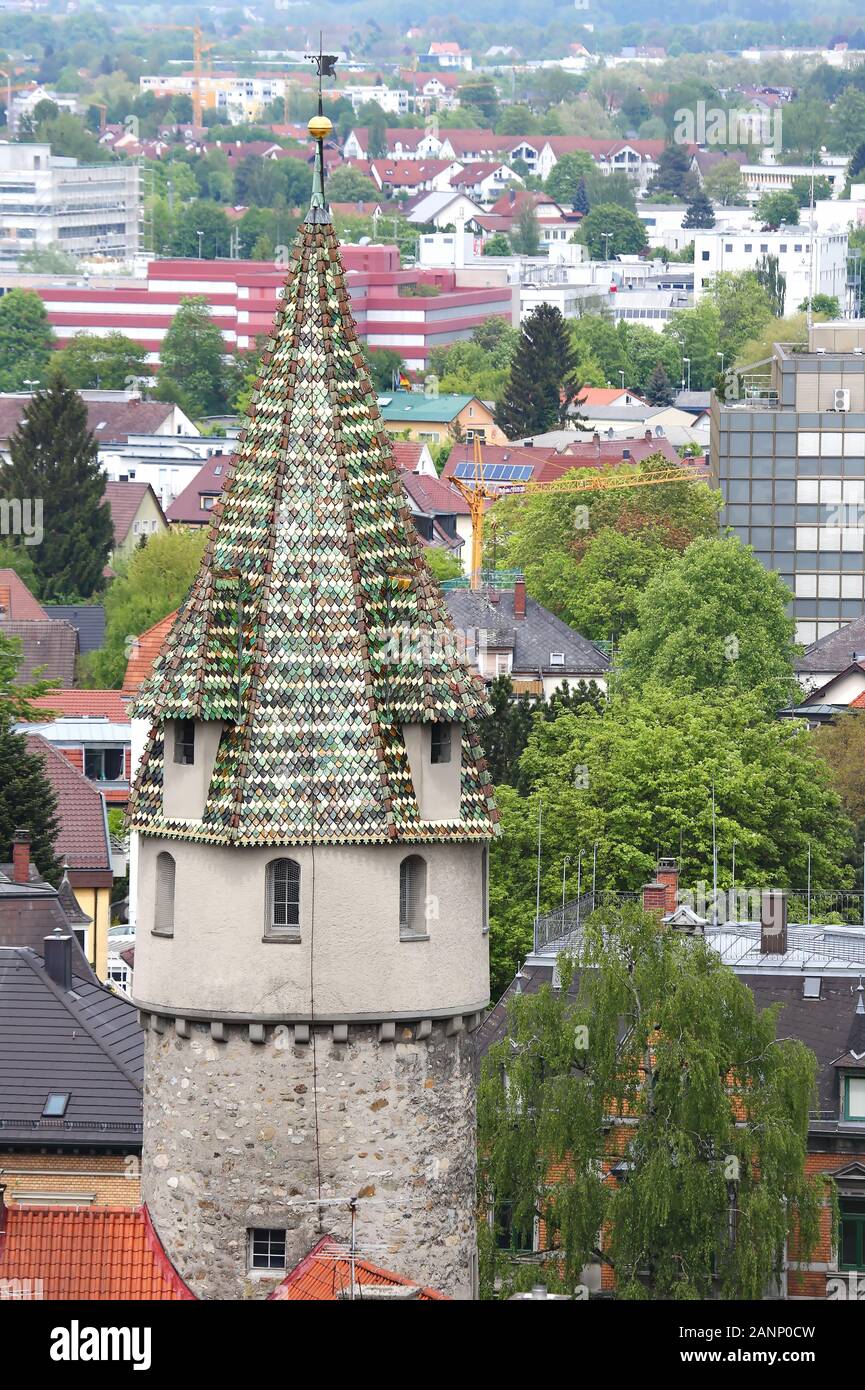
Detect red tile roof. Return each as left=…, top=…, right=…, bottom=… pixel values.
left=390, top=441, right=426, bottom=471
left=103, top=482, right=167, bottom=546
left=29, top=689, right=130, bottom=721
left=0, top=569, right=48, bottom=621
left=0, top=399, right=179, bottom=447
left=122, top=610, right=178, bottom=694
left=403, top=470, right=471, bottom=515
left=25, top=734, right=112, bottom=872
left=0, top=1206, right=195, bottom=1300
left=269, top=1237, right=447, bottom=1300
left=165, top=456, right=234, bottom=525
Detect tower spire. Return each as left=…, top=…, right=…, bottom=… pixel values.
left=306, top=41, right=338, bottom=219
left=129, top=102, right=497, bottom=850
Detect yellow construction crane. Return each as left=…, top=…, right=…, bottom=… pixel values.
left=89, top=101, right=108, bottom=134
left=146, top=22, right=215, bottom=128
left=449, top=435, right=697, bottom=589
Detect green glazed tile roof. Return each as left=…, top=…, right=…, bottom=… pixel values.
left=128, top=204, right=498, bottom=848
left=377, top=393, right=481, bottom=424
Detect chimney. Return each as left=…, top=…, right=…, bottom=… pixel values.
left=12, top=829, right=30, bottom=885
left=644, top=429, right=652, bottom=442
left=760, top=890, right=787, bottom=956
left=643, top=882, right=668, bottom=914
left=514, top=578, right=526, bottom=618
left=44, top=927, right=73, bottom=992
left=656, top=857, right=679, bottom=912
left=592, top=432, right=600, bottom=444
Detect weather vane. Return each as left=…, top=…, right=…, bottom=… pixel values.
left=307, top=36, right=338, bottom=207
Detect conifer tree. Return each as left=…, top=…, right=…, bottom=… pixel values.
left=0, top=377, right=113, bottom=600
left=682, top=190, right=716, bottom=228
left=495, top=304, right=583, bottom=440
left=644, top=360, right=675, bottom=406
left=0, top=631, right=62, bottom=882
left=573, top=176, right=590, bottom=216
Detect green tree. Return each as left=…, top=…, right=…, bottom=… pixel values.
left=573, top=176, right=590, bottom=216
left=648, top=144, right=699, bottom=200
left=644, top=360, right=675, bottom=406
left=478, top=906, right=824, bottom=1298
left=81, top=528, right=207, bottom=688
left=832, top=86, right=865, bottom=153
left=168, top=203, right=231, bottom=260
left=424, top=547, right=462, bottom=583
left=482, top=232, right=512, bottom=257
left=327, top=166, right=381, bottom=203
left=18, top=242, right=77, bottom=273
left=580, top=203, right=647, bottom=259
left=755, top=254, right=786, bottom=318
left=510, top=203, right=540, bottom=256
left=496, top=460, right=720, bottom=629
left=701, top=159, right=746, bottom=207
left=361, top=344, right=405, bottom=392
left=458, top=76, right=500, bottom=126
left=495, top=304, right=581, bottom=440
left=0, top=289, right=54, bottom=393
left=814, top=711, right=865, bottom=841
left=799, top=294, right=840, bottom=317
left=156, top=298, right=230, bottom=419
left=564, top=528, right=673, bottom=644
left=32, top=113, right=106, bottom=162
left=50, top=332, right=148, bottom=390
left=544, top=151, right=595, bottom=206
left=789, top=174, right=833, bottom=207
left=0, top=379, right=113, bottom=600
left=682, top=190, right=715, bottom=228
left=618, top=536, right=799, bottom=710
left=756, top=190, right=800, bottom=229
left=0, top=705, right=63, bottom=885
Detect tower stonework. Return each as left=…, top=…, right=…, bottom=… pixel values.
left=128, top=125, right=498, bottom=1301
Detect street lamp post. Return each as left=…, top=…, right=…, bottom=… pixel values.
left=683, top=356, right=691, bottom=392
left=196, top=230, right=204, bottom=259
left=619, top=370, right=625, bottom=389
left=601, top=230, right=612, bottom=260
left=23, top=378, right=38, bottom=395
left=717, top=351, right=725, bottom=375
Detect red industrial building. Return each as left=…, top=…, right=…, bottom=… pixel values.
left=8, top=247, right=515, bottom=374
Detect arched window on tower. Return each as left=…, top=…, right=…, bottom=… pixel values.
left=154, top=852, right=176, bottom=936
left=399, top=855, right=428, bottom=940
left=265, top=858, right=301, bottom=940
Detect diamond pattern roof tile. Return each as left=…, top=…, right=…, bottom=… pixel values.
left=129, top=201, right=497, bottom=848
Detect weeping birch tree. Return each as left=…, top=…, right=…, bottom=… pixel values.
left=478, top=905, right=825, bottom=1300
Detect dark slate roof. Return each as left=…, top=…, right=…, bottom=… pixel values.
left=796, top=614, right=865, bottom=674
left=0, top=944, right=143, bottom=1146
left=0, top=619, right=77, bottom=686
left=444, top=589, right=610, bottom=676
left=42, top=604, right=106, bottom=655
left=0, top=869, right=93, bottom=964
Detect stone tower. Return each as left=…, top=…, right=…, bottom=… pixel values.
left=127, top=120, right=498, bottom=1301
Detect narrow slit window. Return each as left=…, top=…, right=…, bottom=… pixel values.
left=266, top=859, right=300, bottom=937
left=430, top=723, right=451, bottom=764
left=174, top=720, right=195, bottom=765
left=154, top=852, right=176, bottom=936
left=399, top=855, right=428, bottom=939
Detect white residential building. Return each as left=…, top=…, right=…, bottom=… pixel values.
left=8, top=86, right=80, bottom=134
left=139, top=73, right=286, bottom=124
left=740, top=158, right=849, bottom=201
left=343, top=85, right=410, bottom=116
left=692, top=226, right=849, bottom=310
left=0, top=143, right=140, bottom=268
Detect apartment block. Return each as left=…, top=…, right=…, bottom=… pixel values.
left=693, top=226, right=848, bottom=311
left=0, top=143, right=140, bottom=268
left=712, top=322, right=865, bottom=643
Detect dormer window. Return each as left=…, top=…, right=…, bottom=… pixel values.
left=430, top=723, right=451, bottom=764
left=844, top=1076, right=865, bottom=1122
left=550, top=652, right=565, bottom=668
left=174, top=720, right=195, bottom=765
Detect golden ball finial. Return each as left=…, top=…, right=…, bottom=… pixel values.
left=308, top=113, right=333, bottom=141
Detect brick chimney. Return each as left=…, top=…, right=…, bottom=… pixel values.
left=656, top=857, right=679, bottom=912
left=760, top=890, right=787, bottom=956
left=514, top=578, right=526, bottom=619
left=643, top=881, right=668, bottom=914
left=644, top=429, right=652, bottom=442
left=12, top=829, right=30, bottom=885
